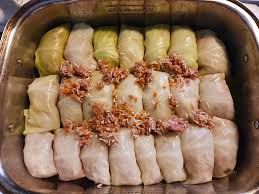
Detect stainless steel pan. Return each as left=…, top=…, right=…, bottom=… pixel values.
left=0, top=0, right=258, bottom=193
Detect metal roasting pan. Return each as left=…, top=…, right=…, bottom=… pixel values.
left=0, top=0, right=258, bottom=193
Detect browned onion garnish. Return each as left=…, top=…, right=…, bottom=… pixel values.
left=98, top=61, right=129, bottom=85
left=188, top=109, right=214, bottom=129
left=132, top=62, right=153, bottom=88
left=60, top=60, right=91, bottom=78
left=90, top=103, right=120, bottom=146
left=60, top=78, right=92, bottom=103
left=63, top=119, right=94, bottom=146
left=154, top=120, right=167, bottom=135
left=131, top=111, right=156, bottom=136
left=158, top=54, right=198, bottom=79
left=60, top=60, right=75, bottom=77
left=73, top=64, right=92, bottom=79
left=169, top=95, right=178, bottom=111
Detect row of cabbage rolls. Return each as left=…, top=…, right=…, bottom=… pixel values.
left=23, top=23, right=238, bottom=186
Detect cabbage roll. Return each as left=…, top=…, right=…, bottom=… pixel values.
left=35, top=24, right=70, bottom=76
left=199, top=73, right=234, bottom=120
left=109, top=128, right=142, bottom=185
left=23, top=132, right=57, bottom=178
left=181, top=124, right=214, bottom=184
left=168, top=26, right=198, bottom=69
left=212, top=117, right=238, bottom=178
left=170, top=79, right=199, bottom=119
left=80, top=133, right=110, bottom=185
left=64, top=23, right=97, bottom=70
left=93, top=26, right=119, bottom=67
left=144, top=24, right=170, bottom=63
left=135, top=135, right=163, bottom=185
left=197, top=30, right=229, bottom=75
left=23, top=75, right=60, bottom=135
left=117, top=74, right=143, bottom=113
left=118, top=25, right=144, bottom=70
left=58, top=78, right=83, bottom=125
left=155, top=133, right=186, bottom=183
left=54, top=128, right=85, bottom=181
left=83, top=71, right=115, bottom=120
left=143, top=71, right=172, bottom=121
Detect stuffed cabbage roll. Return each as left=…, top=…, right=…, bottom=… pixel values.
left=143, top=71, right=172, bottom=121
left=58, top=78, right=83, bottom=125
left=144, top=24, right=170, bottom=63
left=64, top=23, right=97, bottom=70
left=199, top=73, right=234, bottom=120
left=118, top=25, right=144, bottom=70
left=54, top=128, right=85, bottom=181
left=35, top=24, right=70, bottom=76
left=212, top=117, right=239, bottom=178
left=93, top=26, right=119, bottom=67
left=135, top=135, right=163, bottom=185
left=23, top=132, right=57, bottom=178
left=109, top=128, right=142, bottom=185
left=80, top=133, right=110, bottom=185
left=197, top=30, right=229, bottom=75
left=23, top=75, right=60, bottom=135
left=155, top=133, right=186, bottom=183
left=117, top=74, right=143, bottom=113
left=181, top=124, right=214, bottom=184
left=168, top=26, right=198, bottom=69
left=170, top=79, right=199, bottom=119
left=83, top=71, right=115, bottom=120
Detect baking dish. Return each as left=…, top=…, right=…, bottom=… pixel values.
left=0, top=0, right=258, bottom=193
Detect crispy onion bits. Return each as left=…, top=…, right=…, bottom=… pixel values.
left=60, top=78, right=92, bottom=103
left=90, top=103, right=120, bottom=146
left=169, top=95, right=178, bottom=111
left=188, top=109, right=214, bottom=129
left=132, top=62, right=153, bottom=88
left=98, top=61, right=129, bottom=85
left=63, top=119, right=93, bottom=146
left=60, top=60, right=91, bottom=78
left=161, top=54, right=198, bottom=79
left=154, top=115, right=188, bottom=135
left=112, top=102, right=134, bottom=128
left=131, top=111, right=156, bottom=136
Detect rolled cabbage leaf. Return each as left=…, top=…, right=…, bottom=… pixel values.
left=118, top=25, right=144, bottom=70
left=197, top=30, right=229, bottom=75
left=54, top=128, right=85, bottom=181
left=180, top=124, right=214, bottom=184
left=35, top=24, right=70, bottom=76
left=23, top=132, right=57, bottom=178
left=64, top=23, right=97, bottom=70
left=23, top=75, right=60, bottom=135
left=168, top=26, right=198, bottom=69
left=83, top=71, right=115, bottom=120
left=170, top=78, right=199, bottom=119
left=109, top=128, right=142, bottom=185
left=58, top=78, right=83, bottom=125
left=199, top=73, right=234, bottom=120
left=143, top=71, right=172, bottom=121
left=80, top=133, right=110, bottom=185
left=117, top=74, right=143, bottom=113
left=144, top=24, right=170, bottom=63
left=155, top=133, right=187, bottom=183
left=94, top=26, right=119, bottom=67
left=212, top=117, right=238, bottom=178
left=135, top=134, right=163, bottom=185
